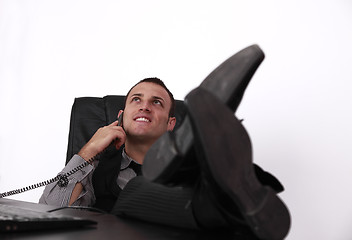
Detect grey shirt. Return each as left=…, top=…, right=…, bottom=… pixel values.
left=39, top=149, right=140, bottom=207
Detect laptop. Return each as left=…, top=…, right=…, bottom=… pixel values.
left=0, top=203, right=97, bottom=232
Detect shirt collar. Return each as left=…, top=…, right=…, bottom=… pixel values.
left=121, top=148, right=141, bottom=170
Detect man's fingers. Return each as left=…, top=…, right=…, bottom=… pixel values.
left=109, top=120, right=119, bottom=126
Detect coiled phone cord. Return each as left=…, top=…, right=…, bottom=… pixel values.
left=0, top=153, right=101, bottom=198
left=1, top=117, right=123, bottom=198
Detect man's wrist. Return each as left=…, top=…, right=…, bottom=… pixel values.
left=78, top=143, right=98, bottom=162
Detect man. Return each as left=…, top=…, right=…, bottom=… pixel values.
left=40, top=45, right=291, bottom=239
left=40, top=77, right=177, bottom=209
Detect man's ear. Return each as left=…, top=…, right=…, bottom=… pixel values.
left=167, top=117, right=176, bottom=131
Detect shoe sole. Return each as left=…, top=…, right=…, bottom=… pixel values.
left=199, top=44, right=264, bottom=111
left=186, top=88, right=291, bottom=240
left=143, top=45, right=264, bottom=183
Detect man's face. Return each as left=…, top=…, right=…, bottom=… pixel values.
left=122, top=82, right=176, bottom=143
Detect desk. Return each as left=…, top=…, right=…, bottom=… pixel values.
left=0, top=198, right=237, bottom=240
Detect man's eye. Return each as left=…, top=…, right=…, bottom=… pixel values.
left=153, top=100, right=161, bottom=105
left=132, top=97, right=140, bottom=102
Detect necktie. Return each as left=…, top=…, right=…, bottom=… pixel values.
left=129, top=161, right=142, bottom=176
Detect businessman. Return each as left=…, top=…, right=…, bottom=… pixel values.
left=40, top=45, right=291, bottom=239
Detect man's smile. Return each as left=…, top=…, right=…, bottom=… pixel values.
left=134, top=117, right=151, bottom=123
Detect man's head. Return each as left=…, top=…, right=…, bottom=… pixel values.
left=124, top=78, right=175, bottom=117
left=120, top=78, right=176, bottom=144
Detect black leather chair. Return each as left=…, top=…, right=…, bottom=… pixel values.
left=65, top=95, right=187, bottom=165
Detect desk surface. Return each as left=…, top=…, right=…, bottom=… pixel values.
left=0, top=198, right=236, bottom=240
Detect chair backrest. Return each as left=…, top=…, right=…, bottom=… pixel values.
left=65, top=95, right=187, bottom=164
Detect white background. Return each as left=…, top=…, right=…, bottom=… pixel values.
left=1, top=1, right=352, bottom=239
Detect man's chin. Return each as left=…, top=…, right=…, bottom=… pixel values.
left=127, top=132, right=161, bottom=144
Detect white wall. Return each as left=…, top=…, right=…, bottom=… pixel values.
left=1, top=1, right=351, bottom=239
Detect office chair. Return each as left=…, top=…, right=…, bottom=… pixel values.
left=65, top=95, right=187, bottom=165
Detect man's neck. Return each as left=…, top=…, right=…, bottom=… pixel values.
left=124, top=139, right=154, bottom=164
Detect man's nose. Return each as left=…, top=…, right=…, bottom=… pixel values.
left=139, top=102, right=151, bottom=112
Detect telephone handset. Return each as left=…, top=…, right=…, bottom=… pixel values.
left=117, top=112, right=123, bottom=127
left=0, top=113, right=125, bottom=198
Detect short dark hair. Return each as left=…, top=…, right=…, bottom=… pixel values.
left=124, top=77, right=176, bottom=117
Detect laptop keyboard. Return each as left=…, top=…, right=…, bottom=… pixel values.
left=0, top=204, right=97, bottom=232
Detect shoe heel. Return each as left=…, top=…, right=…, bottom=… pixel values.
left=143, top=116, right=197, bottom=184
left=246, top=187, right=291, bottom=240
left=143, top=131, right=181, bottom=182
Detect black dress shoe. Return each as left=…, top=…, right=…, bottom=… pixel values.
left=186, top=88, right=290, bottom=240
left=143, top=44, right=264, bottom=184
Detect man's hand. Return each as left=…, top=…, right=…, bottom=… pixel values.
left=78, top=120, right=126, bottom=161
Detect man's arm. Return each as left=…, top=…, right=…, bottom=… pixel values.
left=38, top=154, right=96, bottom=207
left=68, top=120, right=126, bottom=204
left=39, top=119, right=126, bottom=206
left=69, top=182, right=84, bottom=205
